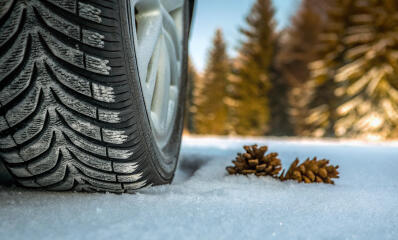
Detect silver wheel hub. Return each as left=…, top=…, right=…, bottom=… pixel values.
left=131, top=0, right=184, bottom=148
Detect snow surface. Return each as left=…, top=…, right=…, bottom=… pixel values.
left=1, top=136, right=398, bottom=240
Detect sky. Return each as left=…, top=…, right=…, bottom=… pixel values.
left=189, top=0, right=302, bottom=72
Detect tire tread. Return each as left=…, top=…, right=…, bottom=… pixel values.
left=0, top=0, right=160, bottom=192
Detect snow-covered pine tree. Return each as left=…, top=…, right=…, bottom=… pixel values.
left=333, top=0, right=398, bottom=139
left=305, top=0, right=354, bottom=137
left=229, top=0, right=275, bottom=135
left=193, top=29, right=230, bottom=135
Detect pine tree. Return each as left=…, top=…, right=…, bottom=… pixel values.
left=278, top=0, right=333, bottom=136
left=184, top=58, right=198, bottom=133
left=306, top=0, right=398, bottom=139
left=305, top=0, right=354, bottom=137
left=279, top=0, right=331, bottom=86
left=194, top=29, right=230, bottom=135
left=230, top=0, right=275, bottom=135
left=332, top=0, right=398, bottom=139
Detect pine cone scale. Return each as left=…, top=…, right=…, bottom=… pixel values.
left=256, top=164, right=266, bottom=171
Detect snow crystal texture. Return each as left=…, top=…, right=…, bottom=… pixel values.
left=1, top=136, right=398, bottom=240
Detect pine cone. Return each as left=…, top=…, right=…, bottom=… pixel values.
left=226, top=144, right=282, bottom=177
left=279, top=157, right=339, bottom=184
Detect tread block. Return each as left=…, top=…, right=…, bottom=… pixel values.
left=0, top=0, right=14, bottom=20
left=27, top=147, right=60, bottom=175
left=5, top=86, right=41, bottom=127
left=45, top=0, right=77, bottom=13
left=82, top=29, right=105, bottom=48
left=0, top=151, right=25, bottom=164
left=98, top=108, right=122, bottom=123
left=0, top=32, right=27, bottom=81
left=124, top=180, right=147, bottom=190
left=78, top=2, right=102, bottom=23
left=13, top=116, right=46, bottom=145
left=8, top=166, right=33, bottom=177
left=92, top=83, right=115, bottom=102
left=47, top=176, right=75, bottom=191
left=35, top=162, right=67, bottom=186
left=51, top=84, right=97, bottom=118
left=64, top=128, right=107, bottom=156
left=102, top=128, right=128, bottom=144
left=0, top=116, right=8, bottom=131
left=19, top=127, right=54, bottom=160
left=83, top=177, right=123, bottom=190
left=74, top=163, right=116, bottom=181
left=33, top=1, right=80, bottom=40
left=0, top=135, right=16, bottom=148
left=0, top=63, right=33, bottom=106
left=9, top=167, right=33, bottom=177
left=40, top=31, right=84, bottom=68
left=113, top=161, right=138, bottom=174
left=13, top=109, right=47, bottom=145
left=67, top=145, right=112, bottom=171
left=46, top=59, right=92, bottom=97
left=97, top=107, right=135, bottom=124
left=17, top=178, right=41, bottom=187
left=0, top=3, right=24, bottom=47
left=108, top=147, right=134, bottom=160
left=85, top=54, right=111, bottom=75
left=58, top=107, right=102, bottom=141
left=117, top=172, right=143, bottom=183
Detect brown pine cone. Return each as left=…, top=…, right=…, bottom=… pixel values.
left=279, top=157, right=339, bottom=184
left=226, top=144, right=282, bottom=178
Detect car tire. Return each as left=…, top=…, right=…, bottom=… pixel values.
left=0, top=0, right=189, bottom=193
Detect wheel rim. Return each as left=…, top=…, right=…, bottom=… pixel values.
left=130, top=0, right=184, bottom=149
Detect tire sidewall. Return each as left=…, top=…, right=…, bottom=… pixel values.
left=119, top=0, right=189, bottom=183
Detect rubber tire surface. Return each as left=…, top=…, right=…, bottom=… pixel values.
left=0, top=0, right=189, bottom=193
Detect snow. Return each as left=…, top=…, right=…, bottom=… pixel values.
left=1, top=136, right=398, bottom=240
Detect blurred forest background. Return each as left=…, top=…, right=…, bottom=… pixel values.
left=184, top=0, right=398, bottom=140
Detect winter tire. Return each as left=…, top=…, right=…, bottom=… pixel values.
left=0, top=0, right=191, bottom=193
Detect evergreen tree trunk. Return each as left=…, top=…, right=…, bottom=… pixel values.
left=268, top=35, right=294, bottom=136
